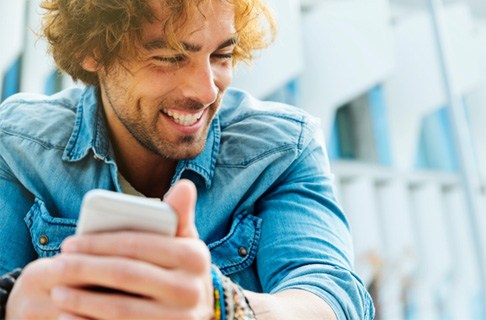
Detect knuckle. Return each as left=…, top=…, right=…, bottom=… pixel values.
left=176, top=242, right=194, bottom=263
left=200, top=245, right=212, bottom=268
left=188, top=284, right=204, bottom=307
left=110, top=264, right=128, bottom=283
left=63, top=289, right=81, bottom=310
left=54, top=256, right=80, bottom=279
left=72, top=236, right=93, bottom=252
left=18, top=267, right=35, bottom=284
left=180, top=240, right=211, bottom=273
left=119, top=232, right=140, bottom=257
left=22, top=258, right=48, bottom=279
left=106, top=299, right=133, bottom=319
left=166, top=272, right=212, bottom=309
left=195, top=239, right=212, bottom=263
left=16, top=300, right=32, bottom=319
left=171, top=277, right=200, bottom=305
left=110, top=262, right=138, bottom=284
left=22, top=257, right=63, bottom=286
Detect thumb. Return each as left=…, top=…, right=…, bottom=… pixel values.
left=164, top=179, right=199, bottom=238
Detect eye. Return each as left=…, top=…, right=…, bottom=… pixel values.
left=211, top=53, right=233, bottom=61
left=153, top=55, right=186, bottom=64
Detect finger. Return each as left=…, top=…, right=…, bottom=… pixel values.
left=7, top=296, right=61, bottom=320
left=57, top=312, right=88, bottom=320
left=61, top=232, right=209, bottom=272
left=52, top=254, right=203, bottom=308
left=7, top=259, right=63, bottom=319
left=18, top=258, right=59, bottom=290
left=51, top=286, right=196, bottom=320
left=164, top=179, right=198, bottom=238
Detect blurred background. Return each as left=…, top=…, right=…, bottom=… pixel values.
left=2, top=0, right=486, bottom=318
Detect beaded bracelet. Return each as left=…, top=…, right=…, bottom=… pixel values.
left=211, top=266, right=226, bottom=320
left=221, top=274, right=256, bottom=320
left=0, top=268, right=22, bottom=320
left=211, top=265, right=256, bottom=320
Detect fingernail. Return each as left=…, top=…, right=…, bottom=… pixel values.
left=51, top=286, right=68, bottom=303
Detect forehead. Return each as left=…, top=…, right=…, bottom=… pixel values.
left=143, top=0, right=236, bottom=41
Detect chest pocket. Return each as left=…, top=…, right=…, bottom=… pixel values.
left=208, top=211, right=262, bottom=276
left=24, top=198, right=77, bottom=258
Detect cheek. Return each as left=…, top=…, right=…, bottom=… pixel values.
left=216, top=67, right=233, bottom=89
left=136, top=77, right=175, bottom=100
left=136, top=67, right=178, bottom=92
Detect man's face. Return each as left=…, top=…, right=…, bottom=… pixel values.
left=95, top=1, right=236, bottom=160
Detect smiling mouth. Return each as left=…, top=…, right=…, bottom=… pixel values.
left=161, top=108, right=205, bottom=126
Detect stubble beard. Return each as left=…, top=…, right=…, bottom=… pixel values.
left=125, top=108, right=210, bottom=161
left=103, top=84, right=219, bottom=160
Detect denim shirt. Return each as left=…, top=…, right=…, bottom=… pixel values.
left=0, top=87, right=373, bottom=319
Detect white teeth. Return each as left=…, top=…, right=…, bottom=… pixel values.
left=163, top=109, right=204, bottom=126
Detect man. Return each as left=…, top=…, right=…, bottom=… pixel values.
left=0, top=0, right=374, bottom=319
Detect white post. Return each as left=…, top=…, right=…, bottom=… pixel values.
left=427, top=0, right=486, bottom=317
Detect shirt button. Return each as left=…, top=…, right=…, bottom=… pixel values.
left=238, top=246, right=248, bottom=257
left=39, top=235, right=49, bottom=245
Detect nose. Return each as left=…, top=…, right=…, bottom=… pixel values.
left=182, top=60, right=219, bottom=106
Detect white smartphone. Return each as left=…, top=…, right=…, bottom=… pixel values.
left=76, top=189, right=178, bottom=236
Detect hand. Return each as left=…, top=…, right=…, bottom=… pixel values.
left=6, top=258, right=64, bottom=319
left=9, top=180, right=214, bottom=320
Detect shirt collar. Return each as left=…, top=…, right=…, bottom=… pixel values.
left=62, top=86, right=111, bottom=162
left=63, top=86, right=220, bottom=188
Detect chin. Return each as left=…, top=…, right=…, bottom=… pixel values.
left=166, top=144, right=206, bottom=160
left=173, top=151, right=202, bottom=160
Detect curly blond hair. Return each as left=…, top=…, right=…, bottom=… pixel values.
left=41, top=0, right=276, bottom=86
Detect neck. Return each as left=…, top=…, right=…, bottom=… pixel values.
left=108, top=121, right=177, bottom=199
left=115, top=149, right=177, bottom=199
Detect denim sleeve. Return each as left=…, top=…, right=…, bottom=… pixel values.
left=254, top=138, right=375, bottom=319
left=0, top=156, right=37, bottom=274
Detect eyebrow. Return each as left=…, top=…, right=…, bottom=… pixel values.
left=143, top=36, right=238, bottom=52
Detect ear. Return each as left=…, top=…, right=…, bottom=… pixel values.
left=81, top=56, right=100, bottom=72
